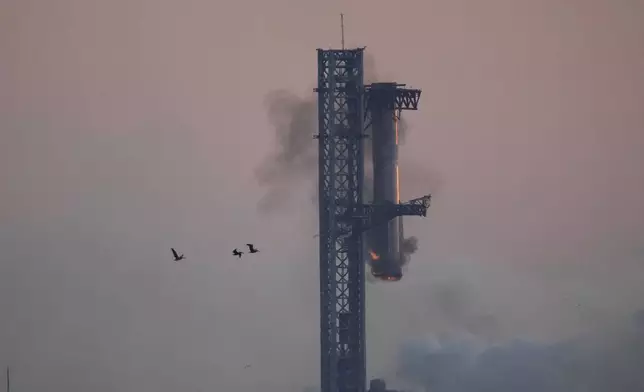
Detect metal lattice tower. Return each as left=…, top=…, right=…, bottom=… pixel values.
left=316, top=48, right=431, bottom=392
left=316, top=48, right=367, bottom=392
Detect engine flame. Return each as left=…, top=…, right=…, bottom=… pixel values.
left=368, top=249, right=380, bottom=260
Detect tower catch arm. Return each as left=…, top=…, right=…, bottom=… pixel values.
left=335, top=194, right=431, bottom=235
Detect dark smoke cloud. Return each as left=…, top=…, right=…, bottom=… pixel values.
left=256, top=53, right=385, bottom=213
left=255, top=90, right=318, bottom=213
left=396, top=309, right=644, bottom=392
left=399, top=235, right=418, bottom=265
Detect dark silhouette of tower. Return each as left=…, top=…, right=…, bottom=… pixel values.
left=315, top=47, right=430, bottom=392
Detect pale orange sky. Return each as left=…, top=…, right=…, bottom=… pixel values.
left=1, top=1, right=644, bottom=391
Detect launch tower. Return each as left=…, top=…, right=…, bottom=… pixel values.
left=315, top=48, right=430, bottom=392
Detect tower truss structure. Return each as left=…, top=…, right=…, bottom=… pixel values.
left=316, top=48, right=367, bottom=392
left=316, top=49, right=430, bottom=392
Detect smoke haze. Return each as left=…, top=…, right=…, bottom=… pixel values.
left=397, top=308, right=644, bottom=392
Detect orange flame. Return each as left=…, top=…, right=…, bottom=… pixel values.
left=368, top=249, right=380, bottom=260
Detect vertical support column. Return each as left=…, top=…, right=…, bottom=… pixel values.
left=317, top=49, right=334, bottom=392
left=317, top=48, right=366, bottom=392
left=345, top=51, right=366, bottom=392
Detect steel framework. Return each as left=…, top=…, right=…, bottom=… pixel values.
left=316, top=49, right=430, bottom=392
left=316, top=48, right=367, bottom=392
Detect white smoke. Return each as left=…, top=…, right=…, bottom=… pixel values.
left=397, top=309, right=644, bottom=392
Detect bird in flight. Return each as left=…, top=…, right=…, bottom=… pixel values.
left=246, top=244, right=259, bottom=254
left=232, top=248, right=243, bottom=258
left=171, top=248, right=185, bottom=261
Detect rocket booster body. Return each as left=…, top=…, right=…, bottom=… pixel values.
left=367, top=83, right=404, bottom=281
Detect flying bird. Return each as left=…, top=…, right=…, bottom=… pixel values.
left=232, top=248, right=243, bottom=258
left=171, top=248, right=185, bottom=261
left=246, top=244, right=259, bottom=254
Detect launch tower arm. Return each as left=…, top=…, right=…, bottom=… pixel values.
left=335, top=194, right=431, bottom=235
left=402, top=194, right=432, bottom=216
left=364, top=84, right=422, bottom=110
left=363, top=84, right=422, bottom=129
left=392, top=88, right=422, bottom=110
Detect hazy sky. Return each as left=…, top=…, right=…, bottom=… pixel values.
left=1, top=1, right=643, bottom=391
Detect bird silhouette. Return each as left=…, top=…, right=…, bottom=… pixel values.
left=246, top=244, right=259, bottom=254
left=171, top=248, right=185, bottom=261
left=232, top=248, right=243, bottom=258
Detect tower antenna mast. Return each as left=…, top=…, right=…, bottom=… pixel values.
left=340, top=13, right=345, bottom=49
